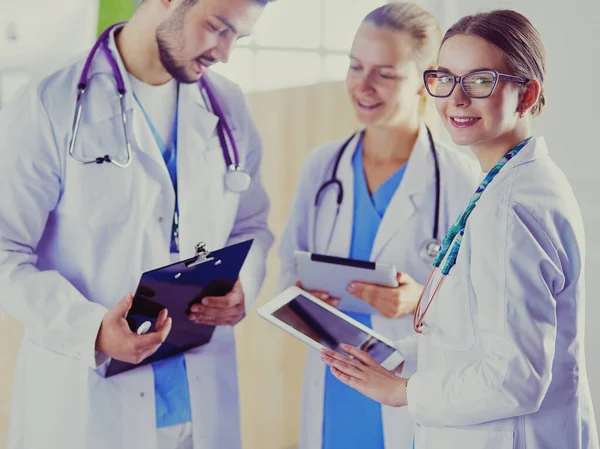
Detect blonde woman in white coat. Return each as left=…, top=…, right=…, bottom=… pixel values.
left=321, top=9, right=598, bottom=449
left=277, top=4, right=478, bottom=449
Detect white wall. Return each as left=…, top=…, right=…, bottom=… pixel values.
left=0, top=0, right=99, bottom=107
left=420, top=0, right=600, bottom=429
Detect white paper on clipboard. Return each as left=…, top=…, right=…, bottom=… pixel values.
left=293, top=250, right=398, bottom=315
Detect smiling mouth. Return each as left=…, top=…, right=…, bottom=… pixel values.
left=356, top=100, right=384, bottom=110
left=195, top=57, right=216, bottom=72
left=194, top=60, right=210, bottom=73
left=450, top=116, right=481, bottom=128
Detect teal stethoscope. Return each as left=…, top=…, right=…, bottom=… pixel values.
left=413, top=137, right=533, bottom=333
left=67, top=22, right=251, bottom=193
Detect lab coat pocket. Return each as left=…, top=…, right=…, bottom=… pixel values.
left=60, top=159, right=133, bottom=229
left=180, top=148, right=240, bottom=248
left=428, top=273, right=476, bottom=351
left=420, top=426, right=514, bottom=449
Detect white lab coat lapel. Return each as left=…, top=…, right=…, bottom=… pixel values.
left=130, top=106, right=174, bottom=180
left=176, top=80, right=219, bottom=200
left=176, top=80, right=221, bottom=258
left=370, top=124, right=433, bottom=260
left=316, top=132, right=362, bottom=257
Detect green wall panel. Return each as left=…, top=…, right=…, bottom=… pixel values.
left=97, top=0, right=137, bottom=35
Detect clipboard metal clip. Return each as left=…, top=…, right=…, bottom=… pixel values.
left=185, top=241, right=215, bottom=268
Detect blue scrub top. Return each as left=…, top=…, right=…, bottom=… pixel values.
left=322, top=138, right=407, bottom=449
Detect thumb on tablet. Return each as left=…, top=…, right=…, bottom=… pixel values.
left=397, top=271, right=414, bottom=286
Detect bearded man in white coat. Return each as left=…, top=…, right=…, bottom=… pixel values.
left=0, top=0, right=275, bottom=448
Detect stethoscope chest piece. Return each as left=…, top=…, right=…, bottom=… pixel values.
left=420, top=238, right=442, bottom=263
left=225, top=165, right=251, bottom=193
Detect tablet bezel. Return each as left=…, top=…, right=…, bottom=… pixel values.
left=293, top=250, right=399, bottom=315
left=258, top=286, right=403, bottom=370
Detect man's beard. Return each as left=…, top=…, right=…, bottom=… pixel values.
left=155, top=5, right=201, bottom=85
left=156, top=29, right=197, bottom=84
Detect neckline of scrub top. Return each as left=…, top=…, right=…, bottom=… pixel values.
left=353, top=139, right=408, bottom=218
left=132, top=88, right=179, bottom=176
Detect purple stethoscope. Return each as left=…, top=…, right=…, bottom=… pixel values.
left=68, top=23, right=251, bottom=193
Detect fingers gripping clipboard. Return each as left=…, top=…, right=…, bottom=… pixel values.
left=104, top=239, right=253, bottom=377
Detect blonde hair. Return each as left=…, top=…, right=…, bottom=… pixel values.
left=363, top=2, right=441, bottom=118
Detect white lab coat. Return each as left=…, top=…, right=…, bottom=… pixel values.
left=405, top=137, right=599, bottom=449
left=0, top=30, right=273, bottom=449
left=277, top=125, right=480, bottom=449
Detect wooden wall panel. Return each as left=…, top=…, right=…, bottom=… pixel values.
left=235, top=81, right=359, bottom=449
left=0, top=315, right=22, bottom=449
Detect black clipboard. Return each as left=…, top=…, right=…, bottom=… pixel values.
left=104, top=239, right=253, bottom=377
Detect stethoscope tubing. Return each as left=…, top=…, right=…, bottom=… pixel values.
left=314, top=127, right=442, bottom=251
left=69, top=22, right=241, bottom=172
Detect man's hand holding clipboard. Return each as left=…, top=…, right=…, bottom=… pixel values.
left=96, top=292, right=173, bottom=365
left=99, top=239, right=254, bottom=377
left=188, top=278, right=245, bottom=326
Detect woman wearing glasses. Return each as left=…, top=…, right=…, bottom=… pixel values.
left=321, top=9, right=598, bottom=449
left=278, top=3, right=479, bottom=449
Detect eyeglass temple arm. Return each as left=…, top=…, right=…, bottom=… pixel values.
left=498, top=74, right=528, bottom=83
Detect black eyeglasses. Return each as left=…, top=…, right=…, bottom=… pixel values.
left=423, top=69, right=528, bottom=99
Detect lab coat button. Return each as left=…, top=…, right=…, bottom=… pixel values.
left=158, top=216, right=164, bottom=223
left=140, top=392, right=145, bottom=398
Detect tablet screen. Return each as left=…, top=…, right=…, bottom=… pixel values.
left=272, top=294, right=396, bottom=363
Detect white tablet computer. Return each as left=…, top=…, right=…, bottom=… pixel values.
left=258, top=286, right=403, bottom=370
left=294, top=250, right=398, bottom=315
